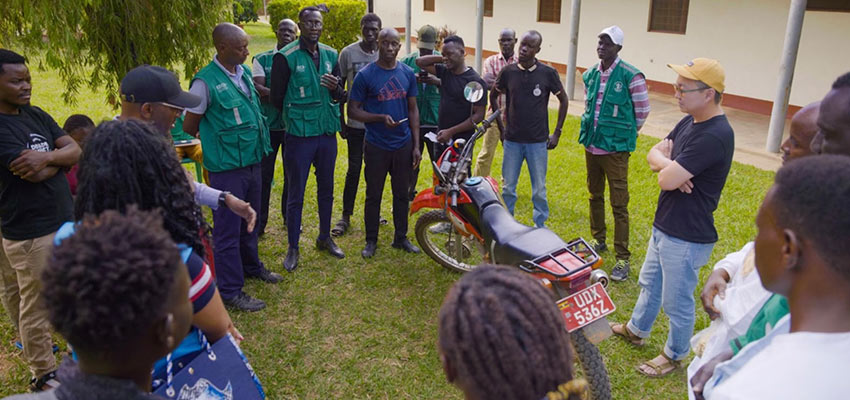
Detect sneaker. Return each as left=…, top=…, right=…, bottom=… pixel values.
left=428, top=222, right=452, bottom=234
left=246, top=266, right=283, bottom=284
left=30, top=370, right=59, bottom=392
left=587, top=238, right=608, bottom=253
left=611, top=259, right=630, bottom=282
left=223, top=292, right=266, bottom=312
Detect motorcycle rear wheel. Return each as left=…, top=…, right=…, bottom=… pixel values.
left=570, top=328, right=612, bottom=400
left=414, top=210, right=486, bottom=273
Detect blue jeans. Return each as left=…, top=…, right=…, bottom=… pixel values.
left=627, top=227, right=714, bottom=361
left=501, top=140, right=549, bottom=227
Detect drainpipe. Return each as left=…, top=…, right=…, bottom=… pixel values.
left=475, top=0, right=484, bottom=73
left=405, top=0, right=412, bottom=54
left=566, top=0, right=582, bottom=99
left=766, top=0, right=807, bottom=153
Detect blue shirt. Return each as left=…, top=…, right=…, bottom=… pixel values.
left=349, top=62, right=418, bottom=151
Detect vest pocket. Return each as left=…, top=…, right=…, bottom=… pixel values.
left=287, top=107, right=319, bottom=135
left=217, top=125, right=260, bottom=169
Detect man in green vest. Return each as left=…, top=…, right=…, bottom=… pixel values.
left=183, top=23, right=276, bottom=313
left=578, top=25, right=650, bottom=282
left=270, top=6, right=346, bottom=272
left=253, top=18, right=297, bottom=237
left=400, top=24, right=441, bottom=200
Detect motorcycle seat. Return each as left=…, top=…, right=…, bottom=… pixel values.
left=480, top=203, right=567, bottom=264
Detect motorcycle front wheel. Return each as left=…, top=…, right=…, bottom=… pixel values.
left=414, top=210, right=487, bottom=273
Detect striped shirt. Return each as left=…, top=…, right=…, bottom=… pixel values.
left=587, top=57, right=650, bottom=155
left=483, top=52, right=518, bottom=113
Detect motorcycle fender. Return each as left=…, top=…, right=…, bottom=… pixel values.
left=410, top=189, right=443, bottom=215
left=581, top=317, right=613, bottom=344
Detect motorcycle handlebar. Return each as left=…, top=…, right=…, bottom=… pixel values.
left=483, top=109, right=501, bottom=127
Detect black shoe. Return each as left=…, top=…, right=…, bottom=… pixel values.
left=362, top=241, right=377, bottom=258
left=611, top=260, right=630, bottom=282
left=247, top=265, right=283, bottom=283
left=30, top=370, right=59, bottom=392
left=316, top=237, right=345, bottom=259
left=223, top=292, right=266, bottom=312
left=588, top=239, right=608, bottom=253
left=283, top=248, right=299, bottom=272
left=392, top=238, right=421, bottom=254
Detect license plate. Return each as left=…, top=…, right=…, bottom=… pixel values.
left=557, top=283, right=616, bottom=332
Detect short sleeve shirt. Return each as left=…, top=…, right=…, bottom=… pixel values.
left=349, top=62, right=417, bottom=151
left=653, top=114, right=735, bottom=243
left=434, top=64, right=488, bottom=141
left=495, top=61, right=564, bottom=143
left=339, top=41, right=379, bottom=129
left=0, top=106, right=73, bottom=240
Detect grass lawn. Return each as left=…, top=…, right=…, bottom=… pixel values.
left=0, top=22, right=776, bottom=399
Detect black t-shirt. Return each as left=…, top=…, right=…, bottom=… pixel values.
left=434, top=64, right=488, bottom=140
left=654, top=114, right=735, bottom=243
left=496, top=61, right=564, bottom=143
left=0, top=106, right=73, bottom=240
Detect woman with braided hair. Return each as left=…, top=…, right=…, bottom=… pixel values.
left=67, top=119, right=243, bottom=388
left=438, top=265, right=587, bottom=400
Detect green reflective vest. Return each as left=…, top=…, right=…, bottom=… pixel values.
left=400, top=51, right=441, bottom=126
left=579, top=60, right=642, bottom=153
left=279, top=41, right=341, bottom=137
left=253, top=48, right=287, bottom=131
left=192, top=61, right=271, bottom=172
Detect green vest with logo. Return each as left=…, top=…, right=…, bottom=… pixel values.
left=192, top=61, right=271, bottom=172
left=253, top=49, right=287, bottom=131
left=279, top=41, right=341, bottom=137
left=400, top=51, right=441, bottom=126
left=579, top=60, right=642, bottom=153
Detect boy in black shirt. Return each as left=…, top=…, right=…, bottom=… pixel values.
left=0, top=49, right=80, bottom=391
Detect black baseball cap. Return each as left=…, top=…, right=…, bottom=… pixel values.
left=120, top=65, right=201, bottom=109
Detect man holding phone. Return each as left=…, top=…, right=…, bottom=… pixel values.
left=347, top=28, right=421, bottom=258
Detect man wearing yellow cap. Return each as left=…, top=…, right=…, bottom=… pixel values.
left=610, top=58, right=735, bottom=378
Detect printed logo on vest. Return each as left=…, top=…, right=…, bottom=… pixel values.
left=325, top=61, right=331, bottom=73
left=215, top=83, right=228, bottom=92
left=613, top=81, right=624, bottom=93
left=296, top=65, right=306, bottom=73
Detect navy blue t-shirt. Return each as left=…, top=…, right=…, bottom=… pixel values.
left=653, top=114, right=735, bottom=243
left=349, top=61, right=418, bottom=151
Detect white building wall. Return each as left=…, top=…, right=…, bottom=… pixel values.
left=373, top=0, right=850, bottom=107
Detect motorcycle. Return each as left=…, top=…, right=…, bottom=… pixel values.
left=410, top=82, right=615, bottom=400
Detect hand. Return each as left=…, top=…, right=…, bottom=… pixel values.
left=383, top=115, right=401, bottom=128
left=255, top=85, right=271, bottom=98
left=436, top=129, right=453, bottom=143
left=691, top=349, right=734, bottom=400
left=10, top=150, right=51, bottom=179
left=224, top=194, right=257, bottom=233
left=547, top=133, right=561, bottom=150
left=700, top=269, right=730, bottom=320
left=412, top=148, right=422, bottom=169
left=320, top=73, right=339, bottom=91
left=339, top=125, right=349, bottom=139
left=678, top=179, right=694, bottom=194
left=228, top=323, right=245, bottom=344
left=418, top=73, right=440, bottom=86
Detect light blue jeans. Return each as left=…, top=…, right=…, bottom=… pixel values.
left=501, top=140, right=549, bottom=228
left=627, top=227, right=714, bottom=361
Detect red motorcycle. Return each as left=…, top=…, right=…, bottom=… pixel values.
left=411, top=86, right=615, bottom=399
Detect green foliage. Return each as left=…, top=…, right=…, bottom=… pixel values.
left=233, top=0, right=259, bottom=24
left=267, top=0, right=366, bottom=52
left=0, top=0, right=231, bottom=106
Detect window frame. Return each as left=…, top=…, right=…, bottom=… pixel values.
left=424, top=0, right=435, bottom=12
left=806, top=0, right=850, bottom=12
left=537, top=0, right=562, bottom=23
left=484, top=0, right=493, bottom=17
left=647, top=0, right=690, bottom=35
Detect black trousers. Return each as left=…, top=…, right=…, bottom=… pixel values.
left=341, top=128, right=366, bottom=217
left=284, top=133, right=337, bottom=249
left=258, top=129, right=287, bottom=234
left=364, top=139, right=413, bottom=243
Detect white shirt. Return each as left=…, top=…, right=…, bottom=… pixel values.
left=186, top=55, right=250, bottom=115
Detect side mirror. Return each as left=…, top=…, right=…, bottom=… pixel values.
left=463, top=81, right=484, bottom=103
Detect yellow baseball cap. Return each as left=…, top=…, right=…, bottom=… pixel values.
left=667, top=58, right=725, bottom=94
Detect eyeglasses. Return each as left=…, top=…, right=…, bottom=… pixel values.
left=302, top=21, right=323, bottom=28
left=674, top=85, right=709, bottom=94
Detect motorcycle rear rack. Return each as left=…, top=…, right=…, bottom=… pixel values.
left=517, top=238, right=600, bottom=279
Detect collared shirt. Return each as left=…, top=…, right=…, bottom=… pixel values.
left=269, top=37, right=343, bottom=111
left=483, top=52, right=518, bottom=112
left=587, top=57, right=650, bottom=155
left=494, top=60, right=564, bottom=143
left=186, top=55, right=250, bottom=115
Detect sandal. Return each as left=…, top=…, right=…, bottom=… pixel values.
left=30, top=370, right=60, bottom=392
left=636, top=353, right=682, bottom=378
left=609, top=322, right=645, bottom=346
left=331, top=218, right=349, bottom=237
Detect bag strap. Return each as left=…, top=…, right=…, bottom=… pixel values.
left=163, top=330, right=217, bottom=397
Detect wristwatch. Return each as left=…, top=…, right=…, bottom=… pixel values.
left=218, top=191, right=231, bottom=208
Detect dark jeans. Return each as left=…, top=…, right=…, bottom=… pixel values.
left=258, top=129, right=288, bottom=235
left=364, top=139, right=413, bottom=243
left=284, top=133, right=337, bottom=249
left=585, top=151, right=631, bottom=260
left=209, top=164, right=264, bottom=300
left=341, top=127, right=365, bottom=217
left=409, top=125, right=438, bottom=196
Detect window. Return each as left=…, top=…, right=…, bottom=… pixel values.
left=484, top=0, right=493, bottom=17
left=424, top=0, right=434, bottom=12
left=807, top=0, right=850, bottom=12
left=648, top=0, right=689, bottom=34
left=537, top=0, right=561, bottom=23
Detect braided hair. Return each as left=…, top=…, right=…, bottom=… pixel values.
left=438, top=265, right=584, bottom=400
left=74, top=119, right=208, bottom=253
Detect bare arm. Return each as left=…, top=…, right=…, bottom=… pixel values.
left=252, top=76, right=271, bottom=99
left=193, top=289, right=244, bottom=343
left=10, top=135, right=80, bottom=180
left=648, top=139, right=695, bottom=191
left=348, top=99, right=398, bottom=126
left=415, top=55, right=442, bottom=76
left=183, top=112, right=203, bottom=138
left=548, top=91, right=569, bottom=150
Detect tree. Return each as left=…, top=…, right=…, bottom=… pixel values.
left=0, top=0, right=231, bottom=105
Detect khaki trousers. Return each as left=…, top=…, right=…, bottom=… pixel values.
left=2, top=232, right=57, bottom=378
left=473, top=122, right=502, bottom=178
